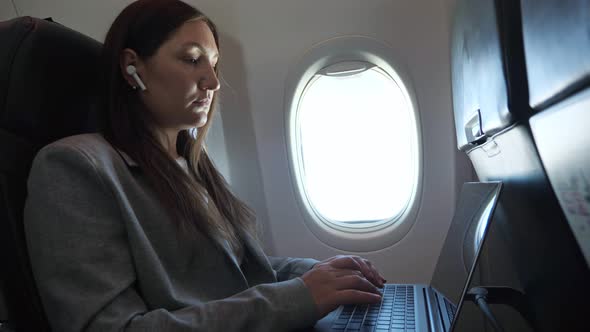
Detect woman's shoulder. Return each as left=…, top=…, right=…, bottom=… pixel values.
left=46, top=132, right=107, bottom=148
left=36, top=133, right=123, bottom=169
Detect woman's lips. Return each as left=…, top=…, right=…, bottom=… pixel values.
left=193, top=98, right=210, bottom=107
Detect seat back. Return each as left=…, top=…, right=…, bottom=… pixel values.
left=0, top=16, right=101, bottom=331
left=451, top=0, right=590, bottom=330
left=523, top=0, right=590, bottom=267
left=451, top=0, right=530, bottom=151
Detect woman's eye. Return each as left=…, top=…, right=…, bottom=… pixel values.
left=186, top=58, right=200, bottom=65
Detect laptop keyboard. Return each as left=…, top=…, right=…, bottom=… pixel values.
left=443, top=297, right=457, bottom=323
left=330, top=285, right=416, bottom=332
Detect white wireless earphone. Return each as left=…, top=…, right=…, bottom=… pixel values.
left=126, top=65, right=147, bottom=91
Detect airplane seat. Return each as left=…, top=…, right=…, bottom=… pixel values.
left=521, top=0, right=590, bottom=268
left=451, top=0, right=590, bottom=330
left=0, top=16, right=101, bottom=331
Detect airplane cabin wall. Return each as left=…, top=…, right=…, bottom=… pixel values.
left=0, top=0, right=17, bottom=21
left=196, top=0, right=474, bottom=284
left=3, top=0, right=473, bottom=287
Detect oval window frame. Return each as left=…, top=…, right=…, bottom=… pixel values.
left=284, top=36, right=424, bottom=252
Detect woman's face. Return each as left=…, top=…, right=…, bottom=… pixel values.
left=130, top=19, right=220, bottom=132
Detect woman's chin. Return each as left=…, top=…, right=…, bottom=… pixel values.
left=195, top=119, right=207, bottom=128
left=192, top=109, right=209, bottom=127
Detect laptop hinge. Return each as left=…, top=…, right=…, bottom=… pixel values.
left=425, top=288, right=444, bottom=331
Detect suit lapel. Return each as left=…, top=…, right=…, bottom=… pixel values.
left=217, top=238, right=250, bottom=287
left=239, top=230, right=278, bottom=285
left=111, top=145, right=275, bottom=287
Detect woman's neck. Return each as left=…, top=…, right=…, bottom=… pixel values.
left=153, top=127, right=180, bottom=159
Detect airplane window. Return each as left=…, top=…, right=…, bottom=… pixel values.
left=292, top=61, right=418, bottom=229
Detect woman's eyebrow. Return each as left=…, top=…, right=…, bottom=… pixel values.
left=181, top=42, right=219, bottom=59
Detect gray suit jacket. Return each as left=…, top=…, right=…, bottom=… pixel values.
left=24, top=134, right=320, bottom=332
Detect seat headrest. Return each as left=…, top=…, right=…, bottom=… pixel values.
left=521, top=0, right=590, bottom=110
left=0, top=16, right=102, bottom=147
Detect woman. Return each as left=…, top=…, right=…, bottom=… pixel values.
left=24, top=0, right=385, bottom=331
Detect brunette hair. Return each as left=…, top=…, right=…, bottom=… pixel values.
left=99, top=0, right=257, bottom=253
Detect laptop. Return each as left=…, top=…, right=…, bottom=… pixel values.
left=311, top=181, right=503, bottom=332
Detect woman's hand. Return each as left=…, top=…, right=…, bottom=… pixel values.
left=317, top=255, right=386, bottom=288
left=301, top=255, right=386, bottom=317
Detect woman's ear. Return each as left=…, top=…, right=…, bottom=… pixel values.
left=120, top=48, right=143, bottom=88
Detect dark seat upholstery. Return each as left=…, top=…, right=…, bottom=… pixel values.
left=0, top=16, right=101, bottom=331
left=451, top=0, right=590, bottom=330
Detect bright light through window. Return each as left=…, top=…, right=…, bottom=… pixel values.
left=296, top=64, right=417, bottom=225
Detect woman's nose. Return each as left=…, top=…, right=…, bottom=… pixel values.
left=199, top=66, right=220, bottom=91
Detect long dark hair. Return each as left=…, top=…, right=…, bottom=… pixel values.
left=99, top=0, right=257, bottom=253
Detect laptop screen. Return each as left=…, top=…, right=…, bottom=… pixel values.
left=429, top=182, right=502, bottom=307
